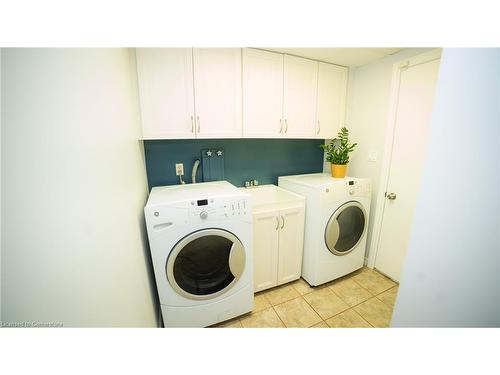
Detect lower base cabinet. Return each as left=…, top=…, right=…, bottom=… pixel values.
left=253, top=204, right=305, bottom=292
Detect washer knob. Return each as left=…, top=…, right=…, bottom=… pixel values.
left=349, top=189, right=355, bottom=195
left=200, top=211, right=208, bottom=219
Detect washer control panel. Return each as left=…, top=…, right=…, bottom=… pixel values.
left=189, top=197, right=216, bottom=220
left=188, top=196, right=250, bottom=221
left=224, top=199, right=248, bottom=218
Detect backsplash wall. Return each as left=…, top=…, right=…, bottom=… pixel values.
left=144, top=139, right=325, bottom=189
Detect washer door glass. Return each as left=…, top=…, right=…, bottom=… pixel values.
left=325, top=201, right=366, bottom=256
left=166, top=229, right=246, bottom=300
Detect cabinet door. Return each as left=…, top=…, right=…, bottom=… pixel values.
left=316, top=62, right=348, bottom=139
left=283, top=55, right=318, bottom=138
left=252, top=211, right=279, bottom=292
left=242, top=48, right=284, bottom=138
left=193, top=48, right=242, bottom=138
left=277, top=206, right=305, bottom=285
left=136, top=48, right=195, bottom=139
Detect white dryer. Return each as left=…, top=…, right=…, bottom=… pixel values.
left=279, top=173, right=371, bottom=286
left=144, top=181, right=253, bottom=327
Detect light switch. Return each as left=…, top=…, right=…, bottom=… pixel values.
left=368, top=150, right=378, bottom=162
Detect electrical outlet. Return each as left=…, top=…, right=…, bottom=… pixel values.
left=175, top=163, right=184, bottom=176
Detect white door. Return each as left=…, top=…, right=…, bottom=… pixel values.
left=192, top=48, right=242, bottom=138
left=316, top=62, right=348, bottom=139
left=242, top=48, right=284, bottom=138
left=136, top=48, right=195, bottom=139
left=277, top=206, right=305, bottom=285
left=253, top=210, right=279, bottom=292
left=375, top=52, right=441, bottom=282
left=283, top=55, right=318, bottom=138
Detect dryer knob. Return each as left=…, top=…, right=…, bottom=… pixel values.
left=349, top=189, right=355, bottom=195
left=200, top=211, right=208, bottom=220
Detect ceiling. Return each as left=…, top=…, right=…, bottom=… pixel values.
left=263, top=48, right=402, bottom=67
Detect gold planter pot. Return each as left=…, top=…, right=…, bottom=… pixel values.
left=331, top=164, right=348, bottom=178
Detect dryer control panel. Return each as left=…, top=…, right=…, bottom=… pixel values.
left=321, top=179, right=371, bottom=203
left=346, top=180, right=371, bottom=195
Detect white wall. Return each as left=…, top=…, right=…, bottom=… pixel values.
left=391, top=48, right=500, bottom=327
left=324, top=48, right=432, bottom=262
left=1, top=49, right=159, bottom=327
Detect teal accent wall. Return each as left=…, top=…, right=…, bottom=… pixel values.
left=144, top=139, right=325, bottom=189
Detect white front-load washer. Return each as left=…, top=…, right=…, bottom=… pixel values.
left=144, top=181, right=254, bottom=327
left=279, top=173, right=371, bottom=286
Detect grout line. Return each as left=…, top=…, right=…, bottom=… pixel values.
left=371, top=285, right=399, bottom=312
left=307, top=291, right=349, bottom=322
left=347, top=276, right=374, bottom=294
left=374, top=284, right=398, bottom=296
left=349, top=271, right=398, bottom=299
left=327, top=281, right=373, bottom=310
left=350, top=308, right=375, bottom=328
left=351, top=296, right=392, bottom=328
left=271, top=304, right=288, bottom=328
left=271, top=294, right=300, bottom=307
left=299, top=294, right=325, bottom=325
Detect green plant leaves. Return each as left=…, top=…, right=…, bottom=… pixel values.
left=321, top=127, right=357, bottom=165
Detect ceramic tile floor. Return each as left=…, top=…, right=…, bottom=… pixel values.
left=213, top=268, right=398, bottom=328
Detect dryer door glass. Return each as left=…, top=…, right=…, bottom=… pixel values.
left=166, top=229, right=246, bottom=300
left=325, top=201, right=366, bottom=256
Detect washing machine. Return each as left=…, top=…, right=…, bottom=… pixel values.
left=278, top=173, right=371, bottom=286
left=144, top=181, right=254, bottom=327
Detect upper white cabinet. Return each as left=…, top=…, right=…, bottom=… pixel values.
left=316, top=62, right=348, bottom=138
left=193, top=49, right=242, bottom=138
left=242, top=48, right=284, bottom=138
left=136, top=48, right=195, bottom=139
left=136, top=48, right=242, bottom=139
left=283, top=55, right=319, bottom=138
left=136, top=48, right=348, bottom=140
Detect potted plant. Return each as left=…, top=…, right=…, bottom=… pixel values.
left=321, top=127, right=357, bottom=178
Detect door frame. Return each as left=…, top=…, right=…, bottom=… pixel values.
left=367, top=49, right=442, bottom=269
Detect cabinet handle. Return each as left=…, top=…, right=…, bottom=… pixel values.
left=196, top=115, right=200, bottom=133
left=280, top=215, right=285, bottom=229
left=279, top=119, right=283, bottom=134
left=191, top=115, right=195, bottom=133
left=275, top=216, right=279, bottom=230
left=284, top=119, right=288, bottom=133
left=316, top=120, right=321, bottom=135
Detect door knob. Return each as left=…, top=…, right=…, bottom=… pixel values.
left=387, top=192, right=397, bottom=200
